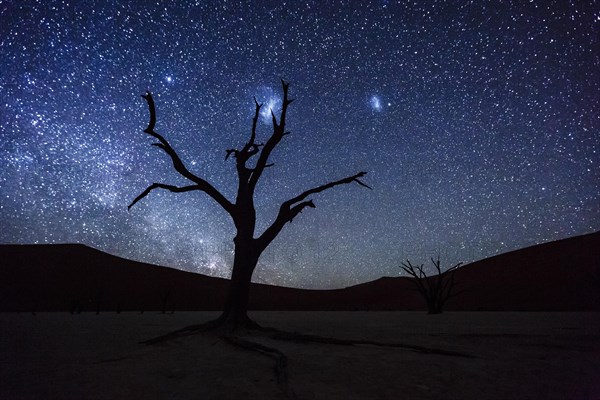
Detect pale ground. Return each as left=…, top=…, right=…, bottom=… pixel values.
left=1, top=311, right=599, bottom=399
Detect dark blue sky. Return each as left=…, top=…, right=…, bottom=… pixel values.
left=1, top=1, right=598, bottom=288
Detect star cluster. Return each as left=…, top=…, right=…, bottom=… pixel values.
left=1, top=1, right=598, bottom=288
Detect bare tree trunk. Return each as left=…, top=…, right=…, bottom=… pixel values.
left=428, top=302, right=442, bottom=315
left=217, top=236, right=261, bottom=330
left=130, top=81, right=369, bottom=333
left=427, top=298, right=438, bottom=314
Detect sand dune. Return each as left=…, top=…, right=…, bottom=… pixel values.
left=1, top=231, right=599, bottom=312
left=2, top=233, right=599, bottom=398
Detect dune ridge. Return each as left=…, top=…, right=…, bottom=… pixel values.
left=1, top=231, right=598, bottom=312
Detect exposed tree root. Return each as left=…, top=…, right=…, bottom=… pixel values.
left=140, top=323, right=210, bottom=345
left=140, top=319, right=477, bottom=399
left=140, top=316, right=264, bottom=345
left=222, top=335, right=289, bottom=385
left=142, top=320, right=477, bottom=358
left=266, top=331, right=478, bottom=359
left=214, top=334, right=298, bottom=399
left=142, top=322, right=295, bottom=397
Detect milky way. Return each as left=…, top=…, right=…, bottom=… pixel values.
left=1, top=1, right=598, bottom=288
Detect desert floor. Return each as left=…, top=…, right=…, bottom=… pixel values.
left=1, top=311, right=599, bottom=399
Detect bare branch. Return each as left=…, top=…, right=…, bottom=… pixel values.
left=134, top=92, right=234, bottom=214
left=257, top=171, right=370, bottom=248
left=271, top=110, right=278, bottom=129
left=225, top=149, right=238, bottom=160
left=128, top=183, right=202, bottom=210
left=288, top=200, right=316, bottom=223
left=247, top=163, right=274, bottom=172
left=140, top=92, right=202, bottom=183
left=431, top=257, right=442, bottom=275
left=284, top=172, right=369, bottom=207
left=228, top=100, right=265, bottom=192
left=246, top=143, right=262, bottom=158
left=400, top=261, right=429, bottom=296
left=278, top=78, right=295, bottom=126
left=249, top=97, right=261, bottom=146
left=400, top=261, right=420, bottom=279
left=141, top=91, right=157, bottom=132
left=354, top=178, right=372, bottom=190
left=398, top=258, right=463, bottom=314
left=440, top=262, right=462, bottom=300
left=248, top=80, right=292, bottom=191
left=430, top=257, right=444, bottom=303
left=237, top=99, right=263, bottom=160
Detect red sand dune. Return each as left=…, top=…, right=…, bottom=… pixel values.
left=1, top=231, right=598, bottom=312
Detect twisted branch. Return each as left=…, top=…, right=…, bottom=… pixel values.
left=285, top=171, right=370, bottom=206
left=248, top=80, right=294, bottom=191
left=258, top=171, right=370, bottom=248
left=130, top=92, right=233, bottom=214
left=128, top=183, right=202, bottom=210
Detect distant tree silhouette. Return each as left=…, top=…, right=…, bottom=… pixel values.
left=129, top=80, right=369, bottom=330
left=70, top=299, right=82, bottom=314
left=160, top=287, right=173, bottom=314
left=400, top=258, right=462, bottom=314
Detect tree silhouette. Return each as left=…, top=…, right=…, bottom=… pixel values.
left=400, top=258, right=462, bottom=314
left=129, top=80, right=369, bottom=330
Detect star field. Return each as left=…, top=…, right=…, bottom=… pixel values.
left=1, top=1, right=598, bottom=289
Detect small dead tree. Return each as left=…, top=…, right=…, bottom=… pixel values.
left=160, top=288, right=173, bottom=314
left=400, top=257, right=462, bottom=314
left=129, top=80, right=370, bottom=331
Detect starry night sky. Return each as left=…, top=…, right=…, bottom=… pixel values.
left=1, top=1, right=598, bottom=289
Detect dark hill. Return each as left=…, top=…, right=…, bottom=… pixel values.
left=1, top=231, right=598, bottom=312
left=446, top=231, right=600, bottom=311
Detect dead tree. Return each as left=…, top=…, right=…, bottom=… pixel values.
left=400, top=258, right=462, bottom=314
left=129, top=80, right=369, bottom=331
left=160, top=288, right=173, bottom=314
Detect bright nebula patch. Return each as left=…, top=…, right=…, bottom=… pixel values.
left=260, top=96, right=281, bottom=123
left=370, top=95, right=382, bottom=111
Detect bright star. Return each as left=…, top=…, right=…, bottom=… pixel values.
left=165, top=76, right=173, bottom=83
